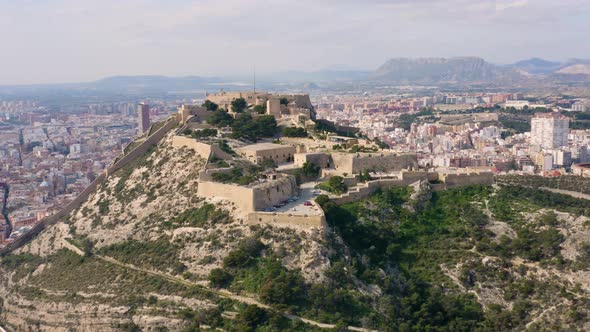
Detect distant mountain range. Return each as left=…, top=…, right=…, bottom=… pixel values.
left=91, top=75, right=221, bottom=91
left=509, top=58, right=563, bottom=75
left=2, top=57, right=590, bottom=97
left=510, top=58, right=590, bottom=76
left=370, top=57, right=590, bottom=84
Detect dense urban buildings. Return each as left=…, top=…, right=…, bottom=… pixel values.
left=0, top=98, right=177, bottom=246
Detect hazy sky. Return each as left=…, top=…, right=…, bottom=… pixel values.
left=1, top=0, right=589, bottom=85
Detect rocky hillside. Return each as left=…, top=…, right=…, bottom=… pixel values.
left=556, top=64, right=590, bottom=76
left=316, top=184, right=590, bottom=331
left=1, top=131, right=589, bottom=331
left=510, top=58, right=590, bottom=80
left=0, top=132, right=333, bottom=331
left=510, top=58, right=563, bottom=75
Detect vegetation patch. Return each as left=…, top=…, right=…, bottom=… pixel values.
left=98, top=238, right=187, bottom=275
left=212, top=235, right=371, bottom=326
left=497, top=174, right=590, bottom=195
left=316, top=176, right=347, bottom=194
left=282, top=126, right=308, bottom=137
left=211, top=167, right=261, bottom=186
left=164, top=203, right=231, bottom=228
left=314, top=184, right=581, bottom=330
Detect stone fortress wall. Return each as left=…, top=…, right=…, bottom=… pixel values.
left=205, top=91, right=271, bottom=110
left=171, top=135, right=233, bottom=161
left=0, top=117, right=179, bottom=256
left=331, top=170, right=494, bottom=205
left=205, top=91, right=315, bottom=119
left=252, top=176, right=297, bottom=211
left=236, top=143, right=296, bottom=165
left=196, top=175, right=297, bottom=212
left=197, top=181, right=259, bottom=212
left=294, top=153, right=332, bottom=169
left=177, top=105, right=211, bottom=123
left=440, top=172, right=495, bottom=187
left=247, top=211, right=326, bottom=229
left=322, top=152, right=418, bottom=176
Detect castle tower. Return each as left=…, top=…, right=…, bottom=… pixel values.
left=138, top=103, right=150, bottom=134
left=267, top=99, right=281, bottom=118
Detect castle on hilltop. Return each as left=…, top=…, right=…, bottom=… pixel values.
left=205, top=90, right=316, bottom=121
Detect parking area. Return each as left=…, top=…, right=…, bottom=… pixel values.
left=264, top=182, right=324, bottom=215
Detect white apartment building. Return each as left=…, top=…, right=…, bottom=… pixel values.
left=572, top=102, right=587, bottom=112
left=531, top=113, right=569, bottom=149
left=551, top=149, right=572, bottom=167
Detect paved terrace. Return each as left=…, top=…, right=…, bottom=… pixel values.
left=269, top=182, right=323, bottom=216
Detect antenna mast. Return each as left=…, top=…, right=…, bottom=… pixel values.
left=253, top=65, right=256, bottom=94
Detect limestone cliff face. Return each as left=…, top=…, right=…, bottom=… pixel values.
left=373, top=57, right=524, bottom=83
left=0, top=132, right=332, bottom=331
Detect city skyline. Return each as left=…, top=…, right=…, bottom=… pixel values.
left=1, top=0, right=590, bottom=85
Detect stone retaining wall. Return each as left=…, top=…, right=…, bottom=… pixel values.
left=331, top=171, right=493, bottom=205
left=247, top=211, right=326, bottom=228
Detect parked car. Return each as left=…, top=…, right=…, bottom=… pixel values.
left=304, top=201, right=312, bottom=206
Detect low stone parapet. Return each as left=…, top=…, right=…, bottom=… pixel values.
left=247, top=211, right=326, bottom=229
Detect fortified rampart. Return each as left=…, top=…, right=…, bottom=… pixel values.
left=206, top=91, right=272, bottom=110
left=197, top=181, right=258, bottom=211
left=197, top=175, right=297, bottom=212
left=178, top=105, right=210, bottom=123
left=236, top=143, right=296, bottom=165
left=331, top=171, right=493, bottom=205
left=247, top=211, right=326, bottom=228
left=171, top=136, right=233, bottom=161
left=440, top=172, right=494, bottom=187
left=294, top=153, right=332, bottom=169
left=325, top=153, right=418, bottom=176
left=277, top=94, right=314, bottom=110
left=0, top=117, right=178, bottom=256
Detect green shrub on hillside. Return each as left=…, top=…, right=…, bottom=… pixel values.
left=282, top=127, right=308, bottom=137
left=98, top=238, right=187, bottom=275
left=165, top=204, right=231, bottom=228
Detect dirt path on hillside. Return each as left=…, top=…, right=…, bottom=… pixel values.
left=539, top=187, right=590, bottom=200
left=525, top=302, right=567, bottom=330
left=65, top=246, right=378, bottom=332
